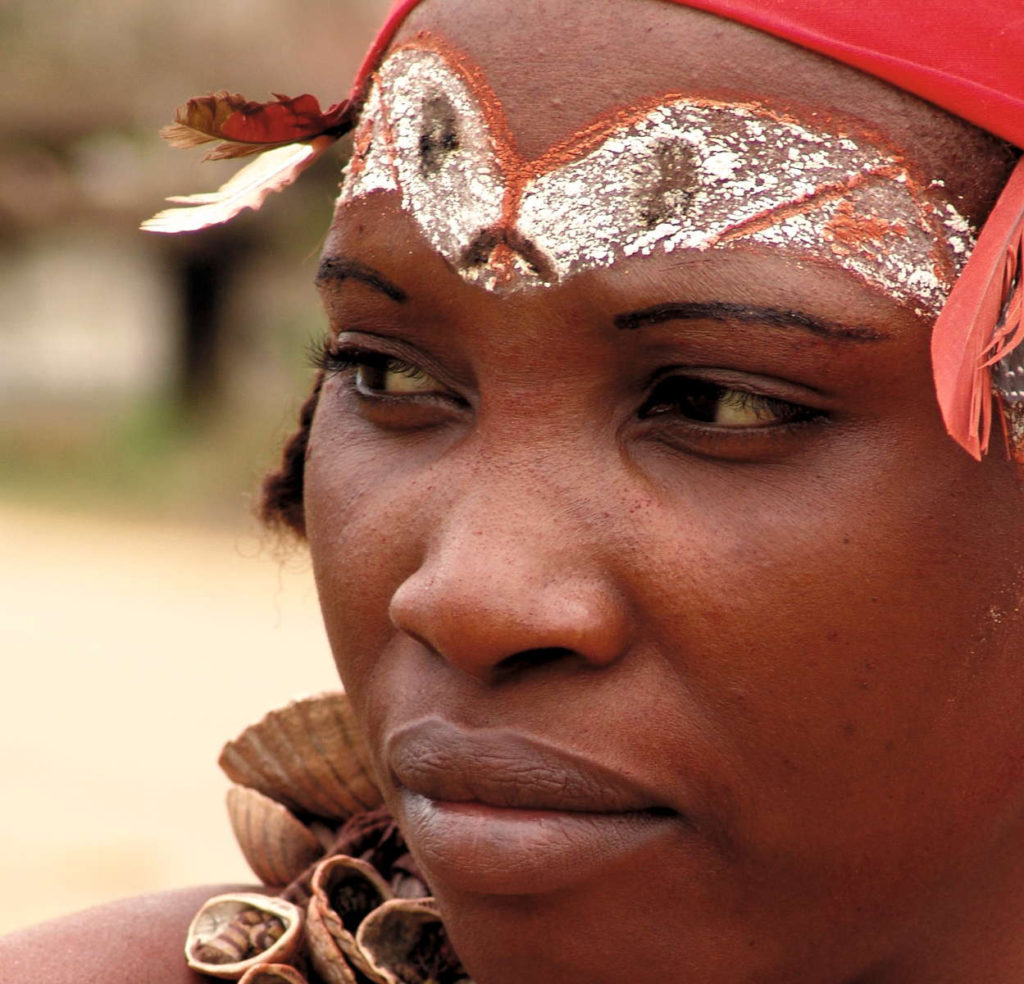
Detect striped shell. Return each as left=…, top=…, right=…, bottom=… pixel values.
left=305, top=908, right=360, bottom=984
left=219, top=692, right=383, bottom=822
left=185, top=893, right=303, bottom=981
left=356, top=897, right=473, bottom=984
left=227, top=784, right=326, bottom=887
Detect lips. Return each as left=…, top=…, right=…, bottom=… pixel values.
left=385, top=718, right=683, bottom=895
left=388, top=718, right=666, bottom=812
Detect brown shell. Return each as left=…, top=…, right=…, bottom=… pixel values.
left=356, top=897, right=472, bottom=984
left=305, top=901, right=360, bottom=984
left=227, top=784, right=326, bottom=887
left=219, top=692, right=382, bottom=822
left=185, top=893, right=303, bottom=981
left=307, top=855, right=394, bottom=983
left=238, top=964, right=310, bottom=984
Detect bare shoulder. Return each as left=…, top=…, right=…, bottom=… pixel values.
left=0, top=884, right=254, bottom=984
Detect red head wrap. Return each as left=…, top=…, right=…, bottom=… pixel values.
left=360, top=0, right=1024, bottom=147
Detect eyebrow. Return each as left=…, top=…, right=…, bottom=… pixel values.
left=613, top=302, right=888, bottom=341
left=315, top=257, right=408, bottom=303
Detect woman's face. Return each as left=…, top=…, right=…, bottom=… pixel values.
left=304, top=1, right=1024, bottom=981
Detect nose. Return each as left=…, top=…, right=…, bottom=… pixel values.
left=388, top=478, right=631, bottom=683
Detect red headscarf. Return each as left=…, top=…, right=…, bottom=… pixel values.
left=358, top=0, right=1024, bottom=148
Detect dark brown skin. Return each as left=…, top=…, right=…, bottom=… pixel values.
left=0, top=885, right=249, bottom=983
left=306, top=2, right=1024, bottom=983
left=6, top=2, right=1022, bottom=982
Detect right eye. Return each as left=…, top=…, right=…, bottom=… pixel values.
left=352, top=354, right=444, bottom=396
left=314, top=345, right=448, bottom=399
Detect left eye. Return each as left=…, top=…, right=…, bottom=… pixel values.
left=353, top=356, right=442, bottom=396
left=639, top=375, right=811, bottom=428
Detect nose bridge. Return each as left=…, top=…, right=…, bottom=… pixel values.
left=388, top=435, right=630, bottom=678
left=446, top=434, right=579, bottom=544
left=435, top=412, right=607, bottom=549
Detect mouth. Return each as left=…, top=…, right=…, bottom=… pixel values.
left=385, top=718, right=684, bottom=895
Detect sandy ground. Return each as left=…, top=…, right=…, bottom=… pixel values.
left=0, top=500, right=340, bottom=935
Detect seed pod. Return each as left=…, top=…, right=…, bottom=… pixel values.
left=306, top=855, right=393, bottom=983
left=186, top=893, right=303, bottom=980
left=356, top=897, right=473, bottom=984
left=219, top=693, right=382, bottom=822
left=227, top=784, right=326, bottom=887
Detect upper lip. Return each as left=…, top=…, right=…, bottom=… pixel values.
left=386, top=717, right=669, bottom=814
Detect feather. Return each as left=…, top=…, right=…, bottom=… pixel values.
left=160, top=91, right=263, bottom=160
left=140, top=137, right=333, bottom=234
left=160, top=91, right=352, bottom=161
left=931, top=156, right=1024, bottom=460
left=220, top=93, right=350, bottom=145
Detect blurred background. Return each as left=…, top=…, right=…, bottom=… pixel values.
left=1, top=0, right=387, bottom=933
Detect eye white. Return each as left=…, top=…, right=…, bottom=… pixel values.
left=356, top=362, right=440, bottom=395
left=713, top=392, right=778, bottom=427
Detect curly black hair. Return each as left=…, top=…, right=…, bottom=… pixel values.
left=258, top=370, right=324, bottom=538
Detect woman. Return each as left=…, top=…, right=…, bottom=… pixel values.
left=5, top=0, right=1024, bottom=981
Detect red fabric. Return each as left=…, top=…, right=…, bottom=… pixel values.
left=351, top=0, right=425, bottom=101
left=931, top=157, right=1024, bottom=459
left=352, top=0, right=1024, bottom=149
left=657, top=0, right=1024, bottom=149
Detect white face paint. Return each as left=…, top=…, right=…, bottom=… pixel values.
left=340, top=36, right=975, bottom=314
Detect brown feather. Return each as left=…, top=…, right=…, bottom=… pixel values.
left=160, top=91, right=252, bottom=149
left=160, top=91, right=352, bottom=161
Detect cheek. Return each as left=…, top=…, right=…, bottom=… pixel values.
left=639, top=441, right=1024, bottom=864
left=305, top=377, right=1024, bottom=895
left=303, top=400, right=439, bottom=697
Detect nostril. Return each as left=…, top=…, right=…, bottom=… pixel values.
left=390, top=558, right=631, bottom=680
left=494, top=646, right=577, bottom=679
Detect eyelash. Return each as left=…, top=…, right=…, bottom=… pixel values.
left=312, top=342, right=423, bottom=384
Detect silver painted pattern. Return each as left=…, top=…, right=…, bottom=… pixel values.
left=340, top=43, right=975, bottom=314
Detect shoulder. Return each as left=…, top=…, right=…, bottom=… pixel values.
left=0, top=884, right=254, bottom=984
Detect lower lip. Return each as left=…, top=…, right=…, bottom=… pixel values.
left=397, top=790, right=680, bottom=895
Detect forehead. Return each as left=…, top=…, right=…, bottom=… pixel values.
left=338, top=28, right=973, bottom=311
left=395, top=0, right=1001, bottom=220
